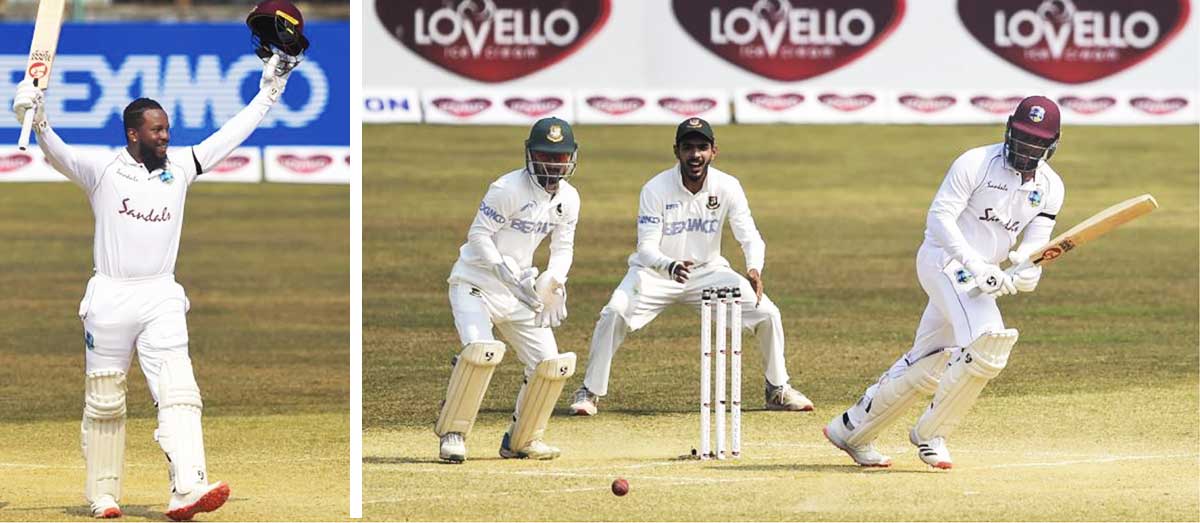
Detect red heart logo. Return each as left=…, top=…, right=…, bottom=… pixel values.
left=213, top=156, right=250, bottom=173
left=817, top=93, right=876, bottom=112
left=504, top=97, right=565, bottom=117
left=970, top=95, right=1023, bottom=114
left=898, top=94, right=957, bottom=113
left=672, top=0, right=905, bottom=81
left=746, top=92, right=805, bottom=111
left=376, top=0, right=611, bottom=83
left=432, top=97, right=493, bottom=117
left=0, top=153, right=34, bottom=173
left=658, top=97, right=718, bottom=116
left=278, top=154, right=333, bottom=174
left=586, top=96, right=645, bottom=115
left=1058, top=95, right=1117, bottom=114
left=958, top=1, right=1190, bottom=84
left=1130, top=96, right=1189, bottom=114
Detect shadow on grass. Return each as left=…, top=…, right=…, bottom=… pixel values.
left=729, top=463, right=940, bottom=475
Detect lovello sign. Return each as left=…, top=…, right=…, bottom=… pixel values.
left=377, top=0, right=611, bottom=82
left=958, top=0, right=1190, bottom=84
left=672, top=0, right=905, bottom=81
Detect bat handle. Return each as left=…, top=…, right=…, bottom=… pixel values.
left=17, top=110, right=34, bottom=151
left=966, top=260, right=1032, bottom=298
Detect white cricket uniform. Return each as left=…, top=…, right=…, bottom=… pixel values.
left=38, top=90, right=277, bottom=402
left=581, top=164, right=790, bottom=396
left=447, top=169, right=580, bottom=375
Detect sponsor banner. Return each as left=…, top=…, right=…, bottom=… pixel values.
left=264, top=146, right=351, bottom=184
left=0, top=22, right=349, bottom=146
left=1050, top=90, right=1197, bottom=124
left=0, top=146, right=111, bottom=182
left=422, top=89, right=575, bottom=124
left=363, top=89, right=422, bottom=123
left=576, top=90, right=730, bottom=124
left=1125, top=92, right=1196, bottom=123
left=733, top=89, right=808, bottom=123
left=196, top=147, right=261, bottom=183
left=804, top=89, right=890, bottom=123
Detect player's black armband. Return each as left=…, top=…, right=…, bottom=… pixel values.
left=192, top=148, right=203, bottom=175
left=1036, top=212, right=1056, bottom=220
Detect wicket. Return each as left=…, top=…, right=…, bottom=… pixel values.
left=698, top=286, right=742, bottom=460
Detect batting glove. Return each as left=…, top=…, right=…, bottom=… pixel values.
left=1008, top=251, right=1042, bottom=293
left=259, top=54, right=292, bottom=103
left=12, top=79, right=46, bottom=128
left=965, top=259, right=1016, bottom=297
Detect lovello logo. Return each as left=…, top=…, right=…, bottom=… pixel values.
left=432, top=97, right=493, bottom=117
left=504, top=97, right=565, bottom=117
left=278, top=154, right=333, bottom=174
left=898, top=94, right=956, bottom=113
left=672, top=0, right=905, bottom=81
left=970, top=95, right=1023, bottom=114
left=658, top=97, right=718, bottom=116
left=586, top=96, right=645, bottom=115
left=746, top=92, right=805, bottom=111
left=0, top=153, right=34, bottom=173
left=1058, top=95, right=1117, bottom=114
left=377, top=0, right=611, bottom=83
left=1130, top=96, right=1189, bottom=115
left=817, top=92, right=876, bottom=112
left=214, top=156, right=250, bottom=173
left=958, top=0, right=1190, bottom=84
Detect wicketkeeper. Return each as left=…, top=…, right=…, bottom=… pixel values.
left=824, top=96, right=1066, bottom=469
left=435, top=116, right=580, bottom=463
left=10, top=1, right=306, bottom=518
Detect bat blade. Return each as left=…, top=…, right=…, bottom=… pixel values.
left=17, top=0, right=67, bottom=150
left=1024, top=194, right=1159, bottom=268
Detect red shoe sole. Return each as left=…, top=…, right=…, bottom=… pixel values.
left=166, top=482, right=230, bottom=521
left=99, top=507, right=122, bottom=518
left=823, top=426, right=891, bottom=468
left=933, top=461, right=953, bottom=470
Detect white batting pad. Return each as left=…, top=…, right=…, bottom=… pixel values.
left=435, top=341, right=506, bottom=437
left=842, top=349, right=951, bottom=447
left=510, top=352, right=576, bottom=451
left=155, top=357, right=208, bottom=495
left=914, top=329, right=1018, bottom=441
left=82, top=370, right=127, bottom=504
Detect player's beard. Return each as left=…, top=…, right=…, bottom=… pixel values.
left=139, top=140, right=168, bottom=172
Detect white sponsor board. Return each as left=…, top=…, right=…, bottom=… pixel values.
left=363, top=89, right=422, bottom=123
left=196, top=147, right=261, bottom=183
left=264, top=146, right=351, bottom=184
left=576, top=89, right=730, bottom=124
left=0, top=145, right=114, bottom=182
left=422, top=89, right=575, bottom=124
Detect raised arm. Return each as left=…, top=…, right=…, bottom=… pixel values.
left=187, top=56, right=292, bottom=182
left=13, top=80, right=103, bottom=193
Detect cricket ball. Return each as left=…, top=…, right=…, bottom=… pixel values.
left=611, top=478, right=629, bottom=496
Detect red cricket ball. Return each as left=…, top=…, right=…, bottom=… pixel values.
left=611, top=478, right=629, bottom=496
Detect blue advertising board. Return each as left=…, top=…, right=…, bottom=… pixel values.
left=1, top=21, right=348, bottom=146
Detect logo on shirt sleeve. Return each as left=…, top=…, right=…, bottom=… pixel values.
left=479, top=201, right=507, bottom=223
left=1028, top=189, right=1043, bottom=207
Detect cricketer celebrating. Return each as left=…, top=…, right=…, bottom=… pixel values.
left=824, top=96, right=1066, bottom=469
left=570, top=118, right=813, bottom=416
left=9, top=9, right=302, bottom=518
left=435, top=117, right=580, bottom=463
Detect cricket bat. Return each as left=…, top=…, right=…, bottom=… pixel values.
left=970, top=193, right=1159, bottom=296
left=17, top=0, right=67, bottom=151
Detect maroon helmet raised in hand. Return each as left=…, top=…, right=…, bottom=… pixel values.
left=247, top=0, right=310, bottom=74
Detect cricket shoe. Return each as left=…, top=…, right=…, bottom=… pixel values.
left=823, top=416, right=891, bottom=467
left=165, top=481, right=230, bottom=521
left=499, top=432, right=561, bottom=460
left=569, top=386, right=598, bottom=416
left=90, top=495, right=122, bottom=519
left=439, top=432, right=466, bottom=463
left=765, top=383, right=814, bottom=411
left=910, top=428, right=953, bottom=470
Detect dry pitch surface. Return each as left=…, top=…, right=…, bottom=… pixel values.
left=367, top=123, right=1199, bottom=521
left=0, top=182, right=350, bottom=521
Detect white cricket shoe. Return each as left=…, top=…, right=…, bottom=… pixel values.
left=910, top=428, right=953, bottom=470
left=499, top=432, right=561, bottom=460
left=765, top=383, right=814, bottom=411
left=823, top=416, right=892, bottom=467
left=569, top=386, right=598, bottom=416
left=165, top=481, right=230, bottom=521
left=90, top=495, right=122, bottom=519
left=439, top=432, right=466, bottom=463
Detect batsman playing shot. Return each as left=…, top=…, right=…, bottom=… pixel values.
left=9, top=1, right=307, bottom=519
left=824, top=96, right=1067, bottom=470
left=435, top=116, right=580, bottom=463
left=569, top=118, right=813, bottom=416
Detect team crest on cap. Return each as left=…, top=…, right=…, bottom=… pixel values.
left=547, top=125, right=564, bottom=143
left=706, top=195, right=720, bottom=209
left=688, top=118, right=703, bottom=128
left=1028, top=106, right=1046, bottom=123
left=1029, top=189, right=1042, bottom=207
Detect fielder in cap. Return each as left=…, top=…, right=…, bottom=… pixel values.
left=824, top=96, right=1066, bottom=469
left=9, top=1, right=304, bottom=518
left=435, top=117, right=581, bottom=463
left=569, top=118, right=814, bottom=416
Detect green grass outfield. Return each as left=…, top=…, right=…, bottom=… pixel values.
left=0, top=181, right=349, bottom=521
left=365, top=123, right=1198, bottom=521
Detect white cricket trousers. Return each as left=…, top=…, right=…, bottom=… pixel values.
left=581, top=265, right=790, bottom=396
left=80, top=273, right=193, bottom=402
